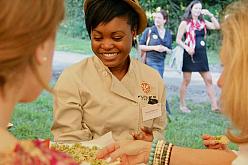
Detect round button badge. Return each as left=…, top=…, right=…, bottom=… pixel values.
left=152, top=34, right=158, bottom=40
left=200, top=40, right=205, bottom=46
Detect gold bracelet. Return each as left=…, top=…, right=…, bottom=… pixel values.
left=159, top=142, right=165, bottom=164
left=161, top=142, right=169, bottom=164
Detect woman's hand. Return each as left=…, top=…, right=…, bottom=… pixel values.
left=154, top=45, right=170, bottom=53
left=202, top=9, right=220, bottom=29
left=202, top=134, right=229, bottom=150
left=96, top=140, right=151, bottom=165
left=129, top=127, right=153, bottom=142
left=185, top=46, right=195, bottom=56
left=201, top=9, right=213, bottom=18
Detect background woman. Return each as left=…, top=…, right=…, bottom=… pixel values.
left=52, top=0, right=166, bottom=143
left=139, top=9, right=172, bottom=114
left=97, top=0, right=248, bottom=164
left=139, top=9, right=172, bottom=78
left=176, top=0, right=220, bottom=113
left=0, top=0, right=77, bottom=164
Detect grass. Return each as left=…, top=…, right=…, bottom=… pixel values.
left=10, top=92, right=238, bottom=150
left=166, top=96, right=238, bottom=150
left=56, top=33, right=93, bottom=55
left=10, top=92, right=53, bottom=140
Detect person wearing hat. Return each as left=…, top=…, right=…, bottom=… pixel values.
left=51, top=0, right=167, bottom=143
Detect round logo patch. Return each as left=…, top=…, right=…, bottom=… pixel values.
left=200, top=40, right=205, bottom=46
left=141, top=82, right=151, bottom=94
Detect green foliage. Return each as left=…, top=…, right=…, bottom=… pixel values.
left=206, top=31, right=221, bottom=51
left=138, top=0, right=236, bottom=51
left=61, top=0, right=88, bottom=38
left=206, top=49, right=220, bottom=65
left=61, top=0, right=237, bottom=52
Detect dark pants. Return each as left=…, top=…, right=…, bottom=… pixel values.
left=166, top=100, right=171, bottom=114
left=146, top=57, right=171, bottom=115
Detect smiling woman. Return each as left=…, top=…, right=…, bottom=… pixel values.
left=51, top=0, right=167, bottom=143
left=90, top=17, right=133, bottom=78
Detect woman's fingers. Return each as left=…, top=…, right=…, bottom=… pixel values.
left=96, top=143, right=120, bottom=159
left=99, top=140, right=151, bottom=165
left=129, top=129, right=153, bottom=141
left=202, top=134, right=215, bottom=140
left=130, top=131, right=146, bottom=140
left=203, top=139, right=227, bottom=150
left=141, top=127, right=152, bottom=135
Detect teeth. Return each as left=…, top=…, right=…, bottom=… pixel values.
left=103, top=53, right=118, bottom=57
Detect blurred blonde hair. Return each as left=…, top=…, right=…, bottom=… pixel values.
left=0, top=0, right=64, bottom=94
left=220, top=0, right=248, bottom=144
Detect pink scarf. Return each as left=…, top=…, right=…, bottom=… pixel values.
left=185, top=19, right=207, bottom=49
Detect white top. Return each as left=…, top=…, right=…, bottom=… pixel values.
left=232, top=143, right=248, bottom=165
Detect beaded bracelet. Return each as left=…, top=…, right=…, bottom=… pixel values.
left=148, top=139, right=158, bottom=165
left=148, top=139, right=174, bottom=165
left=161, top=142, right=169, bottom=164
left=159, top=141, right=165, bottom=164
left=154, top=140, right=164, bottom=165
left=165, top=143, right=173, bottom=165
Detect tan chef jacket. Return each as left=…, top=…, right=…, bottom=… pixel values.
left=51, top=56, right=167, bottom=142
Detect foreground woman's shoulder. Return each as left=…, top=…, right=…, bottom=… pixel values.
left=0, top=140, right=78, bottom=165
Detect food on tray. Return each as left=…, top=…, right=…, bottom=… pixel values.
left=51, top=143, right=105, bottom=164
left=51, top=143, right=120, bottom=165
left=214, top=135, right=229, bottom=144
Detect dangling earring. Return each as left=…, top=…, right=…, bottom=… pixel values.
left=42, top=56, right=48, bottom=62
left=133, top=36, right=138, bottom=47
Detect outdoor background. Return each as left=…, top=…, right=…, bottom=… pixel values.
left=10, top=0, right=238, bottom=150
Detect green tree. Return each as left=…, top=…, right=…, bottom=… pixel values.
left=61, top=0, right=87, bottom=38
left=62, top=0, right=236, bottom=50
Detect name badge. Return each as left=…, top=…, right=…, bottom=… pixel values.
left=142, top=103, right=162, bottom=121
